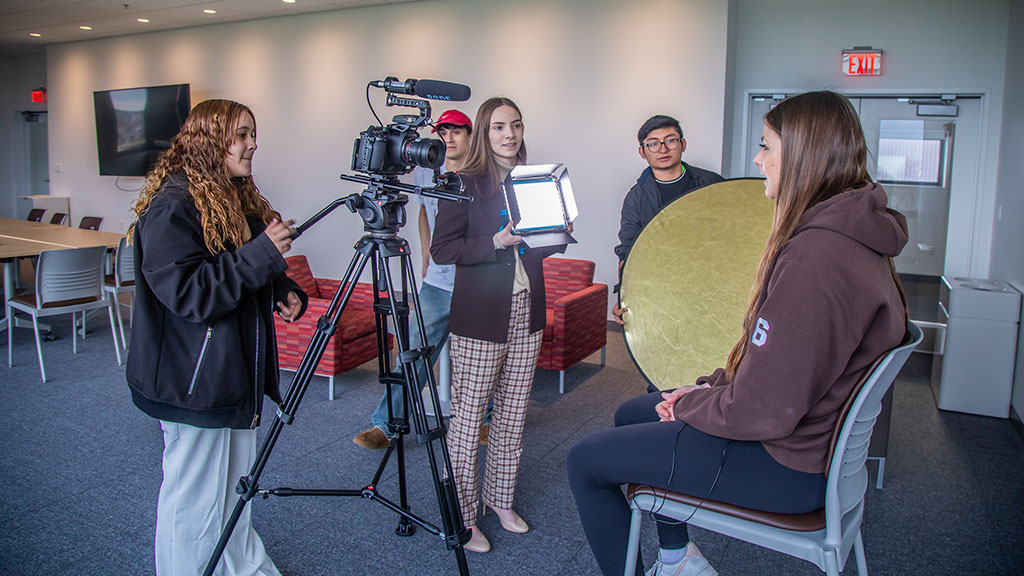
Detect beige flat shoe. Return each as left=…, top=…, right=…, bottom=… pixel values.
left=485, top=505, right=529, bottom=533
left=464, top=526, right=491, bottom=553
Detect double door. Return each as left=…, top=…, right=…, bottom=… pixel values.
left=746, top=94, right=981, bottom=281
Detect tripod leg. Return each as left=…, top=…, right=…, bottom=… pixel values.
left=203, top=247, right=373, bottom=576
left=378, top=250, right=471, bottom=574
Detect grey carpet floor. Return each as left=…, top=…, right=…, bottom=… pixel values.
left=1, top=314, right=1022, bottom=575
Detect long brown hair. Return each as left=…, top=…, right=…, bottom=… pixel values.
left=725, top=90, right=895, bottom=379
left=459, top=97, right=527, bottom=192
left=128, top=99, right=278, bottom=253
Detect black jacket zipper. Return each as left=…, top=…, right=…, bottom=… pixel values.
left=187, top=324, right=214, bottom=395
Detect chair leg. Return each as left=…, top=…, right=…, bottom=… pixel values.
left=329, top=375, right=335, bottom=401
left=875, top=457, right=886, bottom=489
left=111, top=293, right=127, bottom=349
left=601, top=346, right=606, bottom=366
left=72, top=312, right=78, bottom=354
left=559, top=370, right=565, bottom=394
left=107, top=303, right=123, bottom=366
left=7, top=305, right=13, bottom=367
left=623, top=505, right=643, bottom=576
left=31, top=315, right=46, bottom=383
left=824, top=550, right=842, bottom=576
left=854, top=530, right=868, bottom=576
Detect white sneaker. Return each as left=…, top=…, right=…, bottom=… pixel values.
left=644, top=542, right=718, bottom=576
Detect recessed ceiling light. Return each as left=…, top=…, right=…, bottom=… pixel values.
left=30, top=33, right=42, bottom=37
left=204, top=9, right=216, bottom=14
left=283, top=0, right=297, bottom=4
left=80, top=26, right=93, bottom=30
left=137, top=18, right=150, bottom=23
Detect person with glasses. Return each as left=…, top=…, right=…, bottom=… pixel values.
left=612, top=115, right=724, bottom=324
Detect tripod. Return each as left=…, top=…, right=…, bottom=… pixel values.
left=204, top=174, right=472, bottom=576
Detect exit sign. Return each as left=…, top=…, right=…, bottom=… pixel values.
left=842, top=49, right=882, bottom=76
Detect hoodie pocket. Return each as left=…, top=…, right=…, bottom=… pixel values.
left=187, top=324, right=214, bottom=395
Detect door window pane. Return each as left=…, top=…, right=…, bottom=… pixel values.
left=876, top=119, right=945, bottom=186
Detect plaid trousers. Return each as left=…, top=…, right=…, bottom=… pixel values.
left=448, top=290, right=543, bottom=527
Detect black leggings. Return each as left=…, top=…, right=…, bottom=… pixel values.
left=567, top=392, right=826, bottom=576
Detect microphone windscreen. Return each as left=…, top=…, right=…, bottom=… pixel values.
left=414, top=79, right=472, bottom=102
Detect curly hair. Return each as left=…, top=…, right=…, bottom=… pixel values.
left=128, top=99, right=279, bottom=253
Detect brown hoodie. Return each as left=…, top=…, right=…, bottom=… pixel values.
left=672, top=182, right=908, bottom=474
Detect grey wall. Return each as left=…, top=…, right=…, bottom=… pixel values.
left=991, top=0, right=1024, bottom=420
left=43, top=0, right=728, bottom=302
left=0, top=53, right=47, bottom=219
left=724, top=0, right=1011, bottom=280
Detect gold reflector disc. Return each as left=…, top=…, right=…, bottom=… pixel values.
left=621, top=179, right=774, bottom=390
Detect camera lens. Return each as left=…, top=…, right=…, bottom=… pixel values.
left=402, top=137, right=445, bottom=170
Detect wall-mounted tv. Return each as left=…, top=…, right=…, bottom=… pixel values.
left=94, top=83, right=190, bottom=176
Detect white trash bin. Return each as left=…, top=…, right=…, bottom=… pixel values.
left=932, top=276, right=1021, bottom=418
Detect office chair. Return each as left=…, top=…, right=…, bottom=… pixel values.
left=27, top=209, right=46, bottom=222
left=103, top=236, right=135, bottom=349
left=79, top=216, right=104, bottom=230
left=623, top=322, right=923, bottom=576
left=50, top=213, right=68, bottom=226
left=7, top=245, right=123, bottom=382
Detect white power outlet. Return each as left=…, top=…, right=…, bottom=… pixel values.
left=54, top=162, right=63, bottom=173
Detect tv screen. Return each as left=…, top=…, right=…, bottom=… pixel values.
left=94, top=83, right=191, bottom=176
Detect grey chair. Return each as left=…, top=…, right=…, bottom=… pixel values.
left=623, top=321, right=923, bottom=576
left=103, top=236, right=135, bottom=349
left=7, top=245, right=123, bottom=382
left=50, top=212, right=68, bottom=226
left=27, top=208, right=46, bottom=222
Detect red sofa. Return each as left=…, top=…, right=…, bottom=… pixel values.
left=275, top=255, right=391, bottom=400
left=538, top=258, right=609, bottom=393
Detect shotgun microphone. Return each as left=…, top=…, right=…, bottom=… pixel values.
left=372, top=77, right=471, bottom=102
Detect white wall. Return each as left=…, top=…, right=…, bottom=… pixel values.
left=991, top=0, right=1024, bottom=420
left=724, top=0, right=1010, bottom=280
left=45, top=0, right=728, bottom=302
left=0, top=53, right=47, bottom=219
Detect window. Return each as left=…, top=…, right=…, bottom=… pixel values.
left=876, top=119, right=946, bottom=186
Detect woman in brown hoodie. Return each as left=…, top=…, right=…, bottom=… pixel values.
left=568, top=91, right=908, bottom=576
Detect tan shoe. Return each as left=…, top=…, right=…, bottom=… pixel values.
left=479, top=423, right=490, bottom=446
left=353, top=427, right=389, bottom=450
left=485, top=505, right=529, bottom=533
left=464, top=526, right=491, bottom=553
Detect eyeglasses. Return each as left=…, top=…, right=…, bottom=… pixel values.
left=641, top=137, right=682, bottom=153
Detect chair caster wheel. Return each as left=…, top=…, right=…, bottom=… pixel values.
left=42, top=332, right=55, bottom=342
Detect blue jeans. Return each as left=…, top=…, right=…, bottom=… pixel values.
left=371, top=283, right=452, bottom=437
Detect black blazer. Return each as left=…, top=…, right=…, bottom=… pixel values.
left=431, top=173, right=565, bottom=342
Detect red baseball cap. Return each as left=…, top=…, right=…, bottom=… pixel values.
left=433, top=109, right=473, bottom=132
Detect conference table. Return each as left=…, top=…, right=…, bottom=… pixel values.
left=0, top=217, right=125, bottom=333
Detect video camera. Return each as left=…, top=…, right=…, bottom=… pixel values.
left=351, top=77, right=472, bottom=177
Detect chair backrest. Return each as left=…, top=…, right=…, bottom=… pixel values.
left=34, top=246, right=107, bottom=308
left=543, top=258, right=595, bottom=305
left=27, top=208, right=46, bottom=222
left=50, top=212, right=68, bottom=226
left=79, top=216, right=104, bottom=230
left=824, top=321, right=923, bottom=543
left=114, top=236, right=135, bottom=287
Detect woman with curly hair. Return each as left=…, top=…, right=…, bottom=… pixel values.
left=126, top=99, right=307, bottom=576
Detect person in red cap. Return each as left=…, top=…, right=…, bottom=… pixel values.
left=354, top=109, right=487, bottom=449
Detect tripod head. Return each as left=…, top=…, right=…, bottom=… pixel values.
left=292, top=171, right=472, bottom=238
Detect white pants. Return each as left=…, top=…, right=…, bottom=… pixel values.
left=156, top=421, right=281, bottom=576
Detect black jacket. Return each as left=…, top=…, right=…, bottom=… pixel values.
left=431, top=173, right=565, bottom=342
left=614, top=162, right=724, bottom=266
left=126, top=174, right=307, bottom=429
